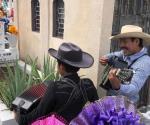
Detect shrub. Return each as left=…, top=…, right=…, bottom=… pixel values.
left=0, top=56, right=59, bottom=109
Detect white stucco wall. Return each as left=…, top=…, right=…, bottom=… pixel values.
left=14, top=0, right=115, bottom=95
left=97, top=0, right=115, bottom=97
left=48, top=0, right=115, bottom=93
left=15, top=0, right=50, bottom=67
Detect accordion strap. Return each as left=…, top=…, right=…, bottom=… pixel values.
left=58, top=78, right=88, bottom=113
left=128, top=53, right=148, bottom=68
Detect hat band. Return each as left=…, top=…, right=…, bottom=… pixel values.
left=56, top=53, right=82, bottom=62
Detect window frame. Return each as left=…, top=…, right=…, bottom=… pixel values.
left=31, top=0, right=40, bottom=32
left=53, top=0, right=65, bottom=38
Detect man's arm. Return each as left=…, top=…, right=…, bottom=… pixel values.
left=99, top=51, right=123, bottom=65
left=16, top=82, right=55, bottom=125
left=119, top=67, right=149, bottom=96
left=82, top=79, right=99, bottom=102
left=109, top=57, right=150, bottom=99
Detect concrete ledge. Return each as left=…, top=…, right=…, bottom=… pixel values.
left=0, top=101, right=18, bottom=125
left=18, top=60, right=42, bottom=77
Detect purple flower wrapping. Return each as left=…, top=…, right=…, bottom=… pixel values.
left=70, top=96, right=143, bottom=125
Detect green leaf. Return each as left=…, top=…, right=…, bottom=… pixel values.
left=0, top=55, right=59, bottom=109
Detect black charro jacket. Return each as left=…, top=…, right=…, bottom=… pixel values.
left=17, top=73, right=99, bottom=125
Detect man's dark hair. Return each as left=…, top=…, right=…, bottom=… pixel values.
left=57, top=60, right=80, bottom=73
left=131, top=38, right=143, bottom=48
left=139, top=38, right=143, bottom=47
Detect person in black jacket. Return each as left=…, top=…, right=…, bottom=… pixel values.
left=15, top=42, right=99, bottom=125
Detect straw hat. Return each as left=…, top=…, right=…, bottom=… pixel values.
left=110, top=25, right=150, bottom=42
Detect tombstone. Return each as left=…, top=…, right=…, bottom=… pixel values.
left=0, top=21, right=19, bottom=66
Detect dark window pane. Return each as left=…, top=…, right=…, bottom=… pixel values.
left=53, top=0, right=64, bottom=37
left=31, top=0, right=40, bottom=32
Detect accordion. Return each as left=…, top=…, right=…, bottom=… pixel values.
left=12, top=83, right=48, bottom=114
left=100, top=56, right=134, bottom=90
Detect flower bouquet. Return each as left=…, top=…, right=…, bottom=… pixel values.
left=70, top=96, right=143, bottom=125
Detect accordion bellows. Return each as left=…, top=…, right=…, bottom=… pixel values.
left=12, top=83, right=47, bottom=114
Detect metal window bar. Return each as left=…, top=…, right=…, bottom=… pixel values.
left=53, top=0, right=64, bottom=38
left=31, top=0, right=40, bottom=32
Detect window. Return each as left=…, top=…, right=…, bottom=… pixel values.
left=31, top=0, right=40, bottom=32
left=53, top=0, right=64, bottom=38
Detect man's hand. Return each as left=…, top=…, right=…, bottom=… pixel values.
left=13, top=110, right=19, bottom=121
left=108, top=68, right=121, bottom=90
left=13, top=110, right=17, bottom=120
left=99, top=56, right=109, bottom=65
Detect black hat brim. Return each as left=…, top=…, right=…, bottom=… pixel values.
left=48, top=48, right=94, bottom=68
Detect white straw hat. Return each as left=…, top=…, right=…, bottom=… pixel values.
left=110, top=25, right=150, bottom=42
